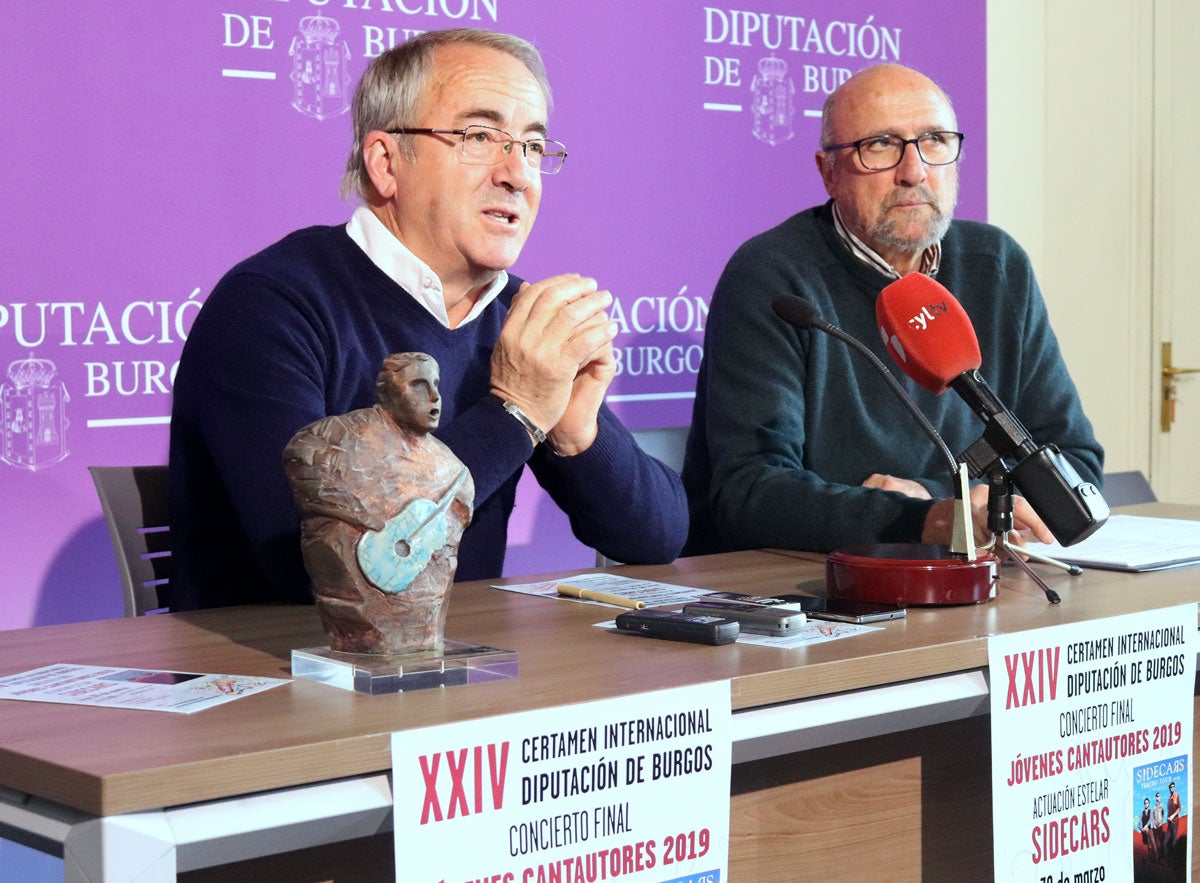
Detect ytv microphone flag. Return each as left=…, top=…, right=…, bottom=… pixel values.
left=876, top=273, right=981, bottom=394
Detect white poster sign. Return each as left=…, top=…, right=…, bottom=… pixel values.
left=0, top=663, right=287, bottom=713
left=989, top=604, right=1196, bottom=882
left=391, top=681, right=731, bottom=883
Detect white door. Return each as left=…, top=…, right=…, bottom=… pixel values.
left=1152, top=0, right=1200, bottom=504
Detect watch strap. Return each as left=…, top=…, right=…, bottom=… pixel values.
left=493, top=396, right=547, bottom=446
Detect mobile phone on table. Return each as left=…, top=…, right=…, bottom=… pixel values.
left=682, top=600, right=807, bottom=636
left=614, top=609, right=739, bottom=645
left=780, top=595, right=906, bottom=624
left=704, top=591, right=810, bottom=608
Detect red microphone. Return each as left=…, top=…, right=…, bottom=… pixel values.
left=877, top=271, right=1038, bottom=461
left=876, top=273, right=981, bottom=394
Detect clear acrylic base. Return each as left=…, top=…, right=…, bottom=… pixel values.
left=291, top=640, right=518, bottom=695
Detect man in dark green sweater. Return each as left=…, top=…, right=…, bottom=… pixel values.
left=683, top=64, right=1103, bottom=556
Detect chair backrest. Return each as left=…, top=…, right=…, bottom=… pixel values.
left=1101, top=470, right=1157, bottom=506
left=595, top=426, right=690, bottom=567
left=630, top=426, right=689, bottom=474
left=88, top=465, right=171, bottom=616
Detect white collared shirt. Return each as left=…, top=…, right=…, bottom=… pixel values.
left=346, top=205, right=508, bottom=329
left=831, top=201, right=941, bottom=279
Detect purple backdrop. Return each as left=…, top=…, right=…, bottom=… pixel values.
left=1, top=1, right=986, bottom=630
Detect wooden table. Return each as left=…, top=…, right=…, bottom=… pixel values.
left=1, top=503, right=1198, bottom=881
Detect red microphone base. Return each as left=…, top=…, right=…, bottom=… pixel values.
left=826, top=543, right=1000, bottom=606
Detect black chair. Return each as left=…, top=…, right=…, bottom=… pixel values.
left=89, top=465, right=171, bottom=616
left=595, top=426, right=689, bottom=566
left=1101, top=470, right=1157, bottom=506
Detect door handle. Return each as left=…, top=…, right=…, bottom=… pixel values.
left=1161, top=342, right=1200, bottom=431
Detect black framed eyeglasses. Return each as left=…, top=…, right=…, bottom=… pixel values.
left=388, top=124, right=568, bottom=175
left=824, top=131, right=964, bottom=171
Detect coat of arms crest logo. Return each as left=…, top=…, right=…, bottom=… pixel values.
left=289, top=12, right=352, bottom=121
left=2, top=353, right=70, bottom=472
left=751, top=55, right=796, bottom=147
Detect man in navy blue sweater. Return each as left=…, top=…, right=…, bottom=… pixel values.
left=170, top=29, right=687, bottom=609
left=683, top=64, right=1103, bottom=555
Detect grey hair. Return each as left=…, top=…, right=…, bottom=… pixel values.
left=340, top=28, right=552, bottom=202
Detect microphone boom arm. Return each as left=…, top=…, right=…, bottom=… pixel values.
left=771, top=296, right=976, bottom=558
left=803, top=315, right=976, bottom=557
left=815, top=319, right=961, bottom=481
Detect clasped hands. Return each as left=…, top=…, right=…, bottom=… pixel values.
left=489, top=273, right=618, bottom=456
left=862, top=472, right=1055, bottom=547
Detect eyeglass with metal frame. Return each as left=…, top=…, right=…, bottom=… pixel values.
left=823, top=131, right=964, bottom=171
left=388, top=124, right=568, bottom=174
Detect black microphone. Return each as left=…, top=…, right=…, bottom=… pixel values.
left=876, top=275, right=1109, bottom=547
left=771, top=296, right=961, bottom=482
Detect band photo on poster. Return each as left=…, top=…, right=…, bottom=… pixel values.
left=1133, top=755, right=1188, bottom=881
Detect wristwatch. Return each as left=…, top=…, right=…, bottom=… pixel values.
left=494, top=396, right=547, bottom=446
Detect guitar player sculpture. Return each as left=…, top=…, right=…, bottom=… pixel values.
left=283, top=353, right=474, bottom=655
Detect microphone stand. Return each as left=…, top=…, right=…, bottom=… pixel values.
left=772, top=297, right=1075, bottom=606
left=983, top=471, right=1081, bottom=605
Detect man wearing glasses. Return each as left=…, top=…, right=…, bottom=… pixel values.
left=682, top=63, right=1102, bottom=556
left=170, top=28, right=686, bottom=609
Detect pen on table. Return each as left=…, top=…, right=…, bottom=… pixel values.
left=556, top=583, right=646, bottom=609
